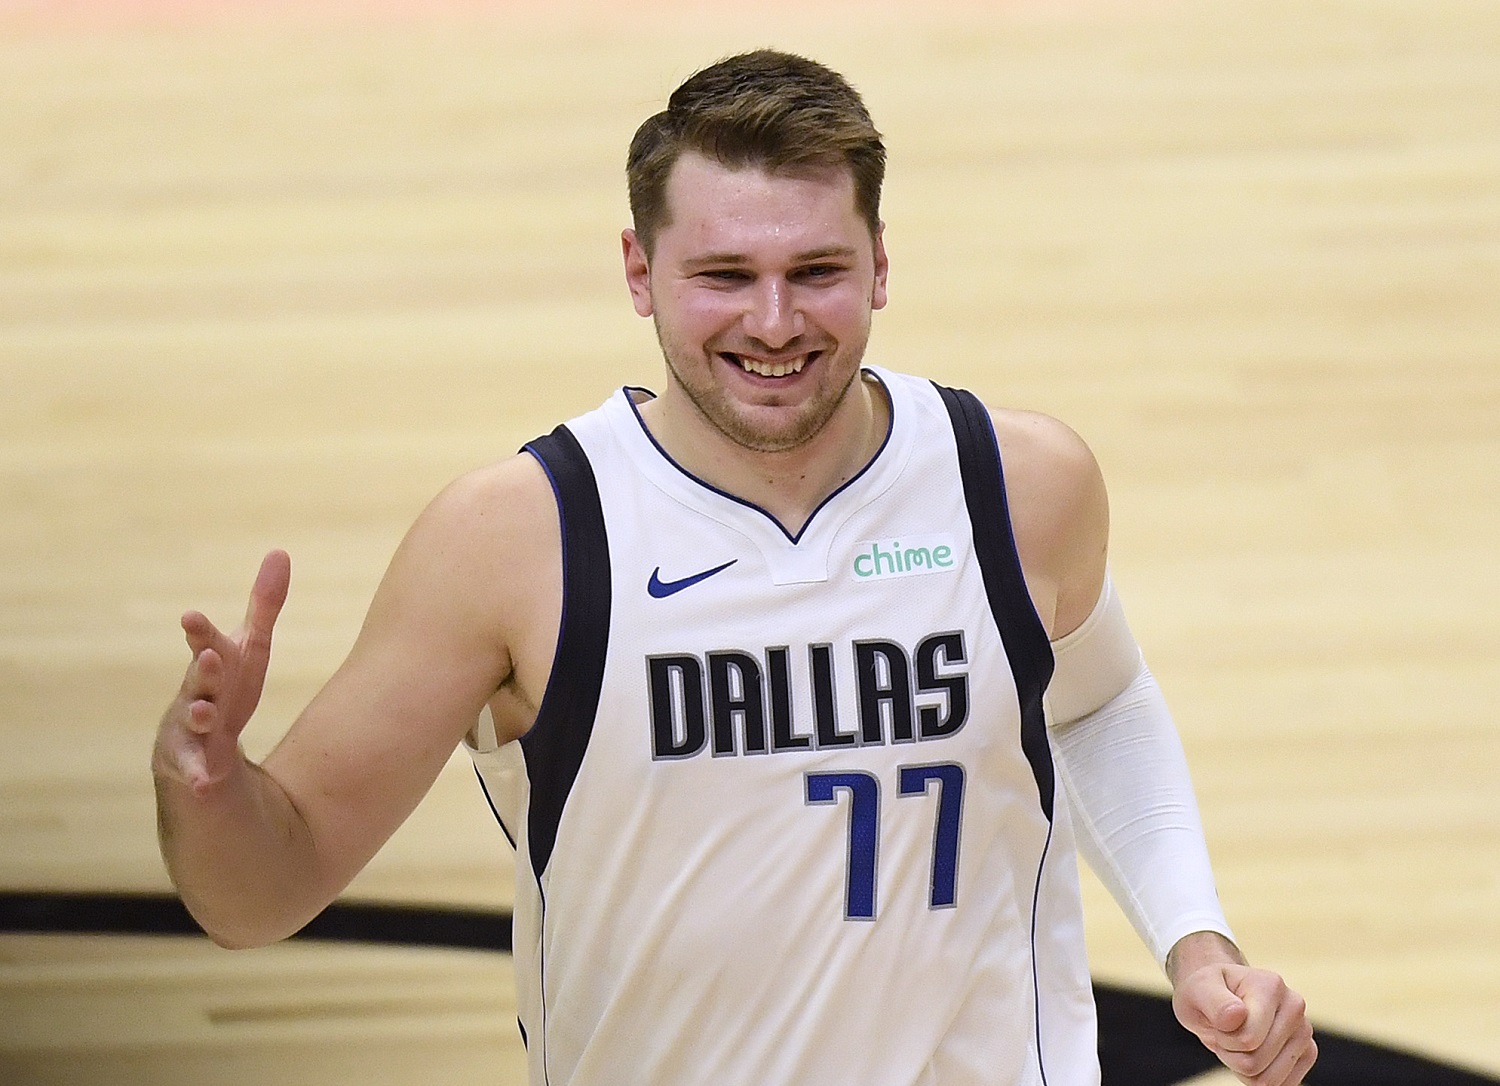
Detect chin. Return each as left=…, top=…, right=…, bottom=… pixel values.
left=718, top=402, right=836, bottom=454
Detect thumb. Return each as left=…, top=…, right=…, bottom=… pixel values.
left=1208, top=987, right=1248, bottom=1034
left=1175, top=965, right=1248, bottom=1038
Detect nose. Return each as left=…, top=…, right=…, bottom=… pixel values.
left=742, top=277, right=804, bottom=349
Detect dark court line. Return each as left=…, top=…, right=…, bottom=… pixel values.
left=0, top=891, right=1493, bottom=1086
left=0, top=889, right=509, bottom=951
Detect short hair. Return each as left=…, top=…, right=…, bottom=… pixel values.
left=627, top=50, right=886, bottom=254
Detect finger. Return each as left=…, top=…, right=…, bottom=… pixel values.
left=159, top=704, right=244, bottom=794
left=1215, top=990, right=1312, bottom=1082
left=1217, top=1026, right=1316, bottom=1086
left=152, top=709, right=212, bottom=789
left=1215, top=971, right=1287, bottom=1052
left=176, top=647, right=223, bottom=706
left=1260, top=1027, right=1317, bottom=1086
left=185, top=697, right=218, bottom=736
left=189, top=752, right=232, bottom=796
left=242, top=549, right=291, bottom=651
left=160, top=677, right=220, bottom=748
left=181, top=610, right=225, bottom=658
left=1173, top=967, right=1248, bottom=1041
left=1286, top=1035, right=1318, bottom=1085
left=176, top=742, right=210, bottom=792
left=1208, top=990, right=1249, bottom=1036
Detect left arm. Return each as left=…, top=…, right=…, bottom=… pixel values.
left=993, top=408, right=1317, bottom=1086
left=1167, top=930, right=1317, bottom=1086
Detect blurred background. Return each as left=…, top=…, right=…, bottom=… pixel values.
left=2, top=1, right=1497, bottom=1082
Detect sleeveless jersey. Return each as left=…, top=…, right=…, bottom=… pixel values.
left=467, top=368, right=1100, bottom=1086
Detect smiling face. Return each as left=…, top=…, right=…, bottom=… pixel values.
left=623, top=151, right=889, bottom=456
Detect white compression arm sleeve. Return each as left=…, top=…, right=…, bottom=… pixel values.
left=1045, top=577, right=1235, bottom=968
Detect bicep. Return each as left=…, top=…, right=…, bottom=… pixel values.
left=992, top=408, right=1111, bottom=639
left=261, top=464, right=537, bottom=896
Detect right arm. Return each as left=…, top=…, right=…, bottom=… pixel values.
left=153, top=454, right=559, bottom=948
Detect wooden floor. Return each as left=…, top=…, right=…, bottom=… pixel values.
left=2, top=0, right=1498, bottom=1081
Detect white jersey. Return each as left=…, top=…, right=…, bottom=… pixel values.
left=468, top=368, right=1099, bottom=1086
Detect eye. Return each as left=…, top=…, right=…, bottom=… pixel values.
left=798, top=263, right=845, bottom=281
left=700, top=269, right=750, bottom=283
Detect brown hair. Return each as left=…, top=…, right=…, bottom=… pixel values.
left=627, top=50, right=886, bottom=254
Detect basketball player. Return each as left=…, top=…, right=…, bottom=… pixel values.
left=154, top=51, right=1316, bottom=1086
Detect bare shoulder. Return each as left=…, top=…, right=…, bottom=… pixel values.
left=412, top=449, right=559, bottom=557
left=986, top=407, right=1109, bottom=637
left=363, top=447, right=564, bottom=663
left=989, top=408, right=1098, bottom=481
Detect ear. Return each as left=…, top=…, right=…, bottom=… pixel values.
left=870, top=222, right=890, bottom=311
left=622, top=228, right=654, bottom=317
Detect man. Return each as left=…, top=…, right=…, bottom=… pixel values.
left=155, top=50, right=1316, bottom=1086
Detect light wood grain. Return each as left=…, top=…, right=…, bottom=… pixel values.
left=3, top=0, right=1497, bottom=1081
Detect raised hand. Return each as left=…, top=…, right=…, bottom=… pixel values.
left=155, top=550, right=292, bottom=794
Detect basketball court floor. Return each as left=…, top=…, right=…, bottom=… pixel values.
left=2, top=1, right=1497, bottom=1082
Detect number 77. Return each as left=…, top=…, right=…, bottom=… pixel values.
left=805, top=762, right=966, bottom=921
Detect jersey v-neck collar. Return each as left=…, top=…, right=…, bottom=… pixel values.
left=606, top=367, right=915, bottom=562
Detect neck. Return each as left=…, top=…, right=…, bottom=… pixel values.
left=640, top=371, right=889, bottom=536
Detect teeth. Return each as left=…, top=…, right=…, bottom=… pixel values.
left=735, top=354, right=808, bottom=378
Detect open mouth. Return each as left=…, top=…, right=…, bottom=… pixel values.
left=722, top=351, right=822, bottom=378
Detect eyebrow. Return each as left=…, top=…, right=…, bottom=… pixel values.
left=680, top=245, right=861, bottom=270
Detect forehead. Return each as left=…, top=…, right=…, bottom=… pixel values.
left=656, top=151, right=866, bottom=258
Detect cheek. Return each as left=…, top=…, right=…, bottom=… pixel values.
left=815, top=287, right=876, bottom=334
left=664, top=291, right=737, bottom=337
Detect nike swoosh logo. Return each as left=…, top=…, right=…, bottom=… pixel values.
left=647, top=559, right=738, bottom=599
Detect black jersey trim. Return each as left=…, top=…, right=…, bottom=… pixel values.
left=934, top=383, right=1056, bottom=820
left=519, top=425, right=612, bottom=882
